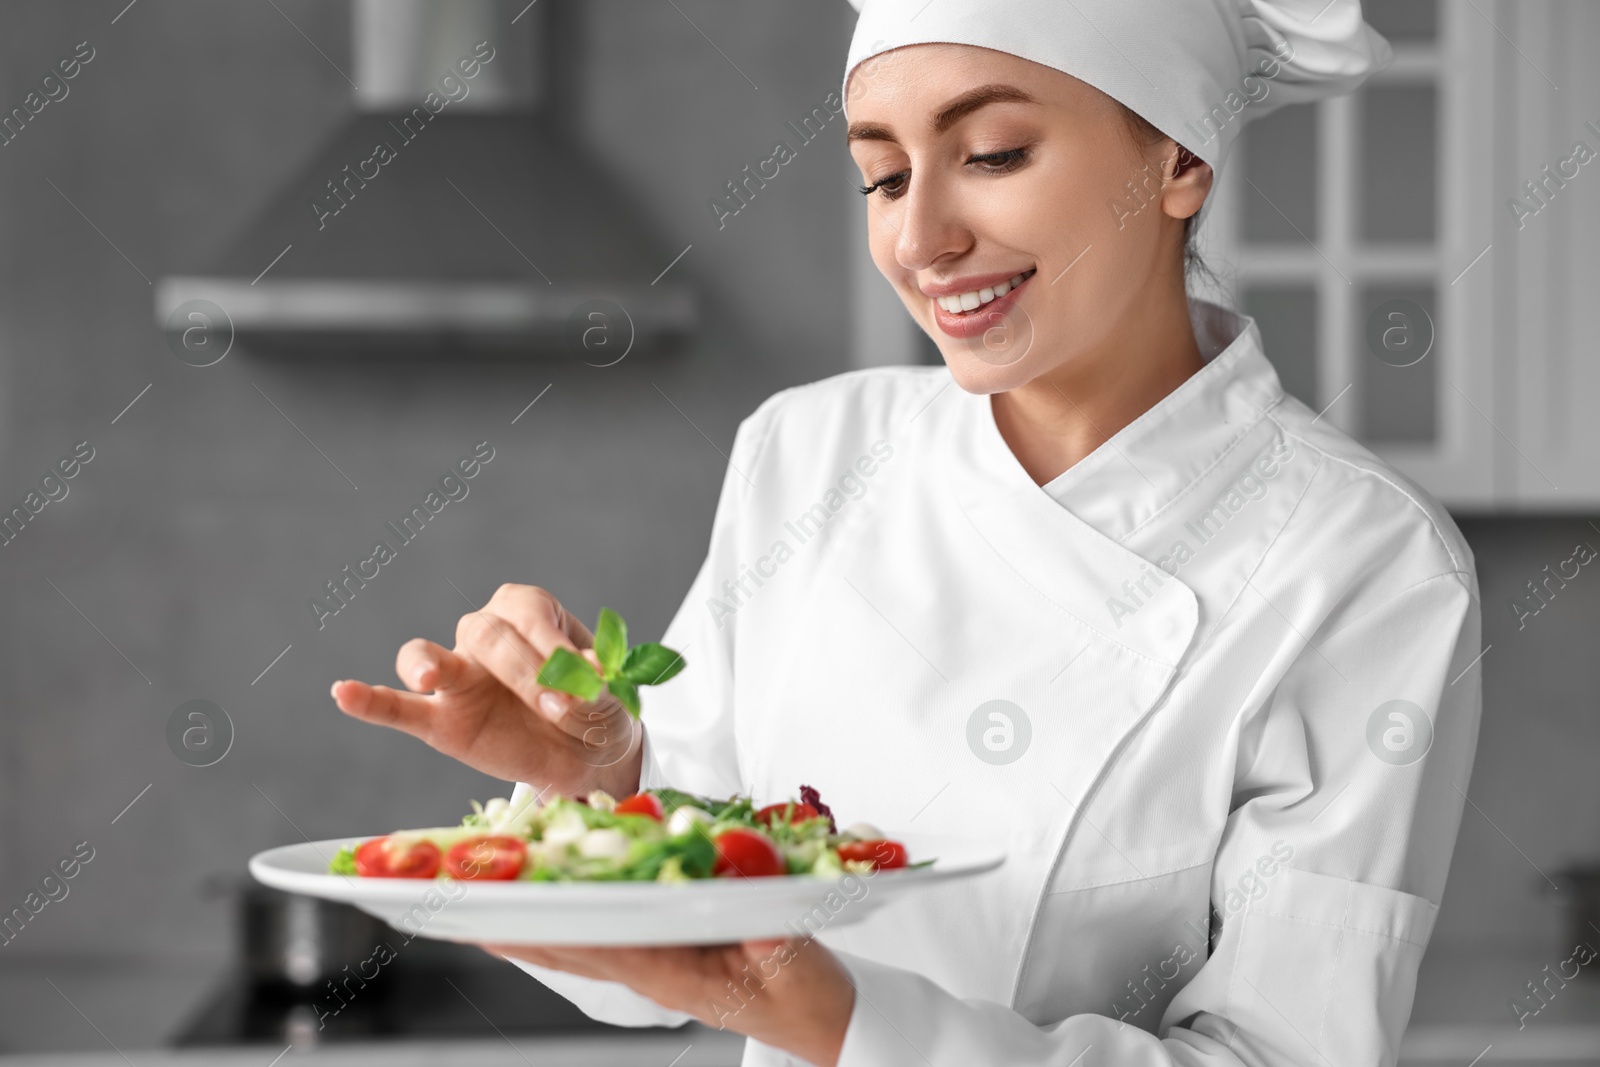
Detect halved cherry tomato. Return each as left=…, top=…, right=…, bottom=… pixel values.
left=614, top=793, right=664, bottom=820
left=712, top=828, right=786, bottom=878
left=354, top=836, right=441, bottom=879
left=754, top=801, right=820, bottom=827
left=837, top=839, right=909, bottom=870
left=444, top=835, right=527, bottom=880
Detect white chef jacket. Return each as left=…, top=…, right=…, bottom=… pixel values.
left=511, top=298, right=1482, bottom=1067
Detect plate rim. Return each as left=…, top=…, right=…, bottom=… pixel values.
left=249, top=831, right=1005, bottom=900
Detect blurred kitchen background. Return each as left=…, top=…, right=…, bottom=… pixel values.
left=0, top=0, right=1596, bottom=1064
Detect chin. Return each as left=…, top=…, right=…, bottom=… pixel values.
left=936, top=344, right=1038, bottom=396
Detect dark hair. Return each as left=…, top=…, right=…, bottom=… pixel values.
left=1116, top=104, right=1219, bottom=291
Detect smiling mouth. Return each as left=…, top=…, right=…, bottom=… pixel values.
left=932, top=269, right=1037, bottom=315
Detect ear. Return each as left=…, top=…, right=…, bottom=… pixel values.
left=1160, top=144, right=1213, bottom=223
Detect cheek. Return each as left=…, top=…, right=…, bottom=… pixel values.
left=1030, top=163, right=1166, bottom=316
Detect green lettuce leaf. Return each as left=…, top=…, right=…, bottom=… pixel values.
left=329, top=845, right=358, bottom=876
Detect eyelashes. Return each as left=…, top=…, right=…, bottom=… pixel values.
left=967, top=146, right=1031, bottom=175
left=857, top=146, right=1032, bottom=201
left=857, top=170, right=909, bottom=199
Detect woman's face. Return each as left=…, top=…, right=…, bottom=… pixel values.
left=846, top=44, right=1209, bottom=394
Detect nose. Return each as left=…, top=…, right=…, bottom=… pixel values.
left=891, top=174, right=971, bottom=277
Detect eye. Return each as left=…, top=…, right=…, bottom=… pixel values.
left=858, top=169, right=910, bottom=201
left=967, top=147, right=1029, bottom=174
left=856, top=145, right=1031, bottom=202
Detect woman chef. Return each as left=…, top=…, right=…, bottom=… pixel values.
left=331, top=1, right=1482, bottom=1064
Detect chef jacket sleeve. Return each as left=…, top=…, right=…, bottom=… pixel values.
left=506, top=394, right=781, bottom=1028
left=828, top=567, right=1482, bottom=1067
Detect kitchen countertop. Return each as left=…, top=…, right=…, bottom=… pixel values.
left=0, top=1035, right=747, bottom=1067
left=0, top=957, right=744, bottom=1064
left=1402, top=1025, right=1600, bottom=1064
left=8, top=1028, right=1600, bottom=1067
left=10, top=947, right=1600, bottom=1064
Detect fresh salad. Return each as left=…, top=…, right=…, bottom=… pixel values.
left=329, top=785, right=924, bottom=883
left=331, top=611, right=922, bottom=882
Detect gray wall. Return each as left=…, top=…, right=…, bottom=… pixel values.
left=0, top=0, right=1594, bottom=1032
left=0, top=0, right=853, bottom=968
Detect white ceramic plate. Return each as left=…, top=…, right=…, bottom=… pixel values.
left=249, top=832, right=1004, bottom=946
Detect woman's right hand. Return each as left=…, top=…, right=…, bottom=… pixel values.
left=330, top=584, right=643, bottom=799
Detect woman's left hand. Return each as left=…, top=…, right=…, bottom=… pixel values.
left=480, top=936, right=856, bottom=1067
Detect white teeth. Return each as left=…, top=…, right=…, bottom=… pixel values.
left=933, top=269, right=1035, bottom=314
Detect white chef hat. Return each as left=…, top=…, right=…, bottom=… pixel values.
left=842, top=0, right=1392, bottom=220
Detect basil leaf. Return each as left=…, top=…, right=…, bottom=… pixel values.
left=619, top=642, right=686, bottom=686
left=593, top=608, right=627, bottom=677
left=607, top=676, right=641, bottom=718
left=537, top=646, right=604, bottom=701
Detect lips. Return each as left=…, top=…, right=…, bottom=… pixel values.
left=928, top=268, right=1036, bottom=340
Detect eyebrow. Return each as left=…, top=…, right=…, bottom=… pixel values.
left=847, top=84, right=1040, bottom=144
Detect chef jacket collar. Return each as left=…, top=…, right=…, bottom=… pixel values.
left=959, top=298, right=1286, bottom=548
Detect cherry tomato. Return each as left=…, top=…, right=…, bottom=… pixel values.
left=837, top=839, right=909, bottom=870
left=614, top=793, right=664, bottom=820
left=712, top=829, right=786, bottom=878
left=444, top=835, right=527, bottom=880
left=754, top=801, right=820, bottom=827
left=354, top=836, right=441, bottom=879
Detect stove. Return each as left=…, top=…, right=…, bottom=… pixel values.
left=170, top=937, right=672, bottom=1050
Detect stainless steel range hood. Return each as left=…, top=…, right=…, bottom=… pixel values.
left=156, top=0, right=694, bottom=350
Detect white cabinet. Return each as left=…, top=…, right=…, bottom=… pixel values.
left=1208, top=0, right=1599, bottom=511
